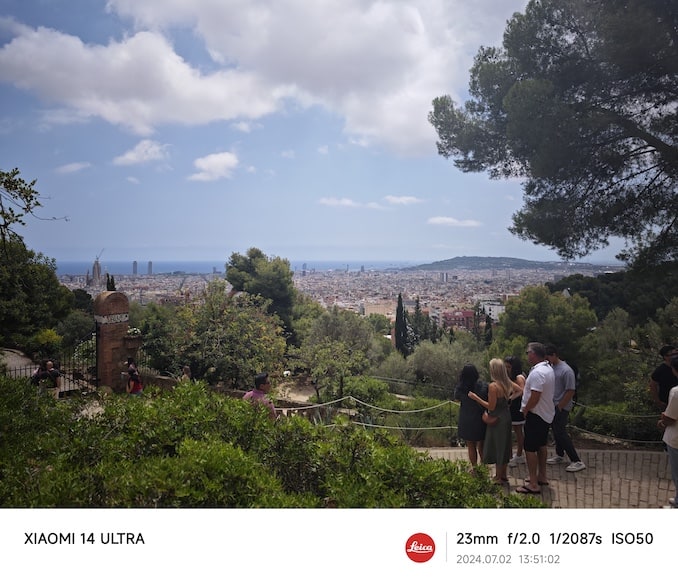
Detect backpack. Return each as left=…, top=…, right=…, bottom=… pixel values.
left=29, top=369, right=40, bottom=386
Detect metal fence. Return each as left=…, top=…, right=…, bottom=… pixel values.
left=3, top=337, right=97, bottom=396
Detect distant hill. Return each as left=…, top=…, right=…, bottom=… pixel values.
left=405, top=256, right=617, bottom=272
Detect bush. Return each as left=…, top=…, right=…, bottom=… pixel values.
left=0, top=376, right=541, bottom=508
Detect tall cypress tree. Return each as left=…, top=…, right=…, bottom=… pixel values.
left=394, top=293, right=411, bottom=357
left=484, top=314, right=493, bottom=347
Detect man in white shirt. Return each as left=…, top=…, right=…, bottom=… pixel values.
left=517, top=342, right=555, bottom=495
left=658, top=356, right=678, bottom=508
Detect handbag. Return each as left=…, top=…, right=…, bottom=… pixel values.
left=482, top=410, right=499, bottom=426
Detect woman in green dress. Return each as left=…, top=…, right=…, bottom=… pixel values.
left=469, top=358, right=513, bottom=483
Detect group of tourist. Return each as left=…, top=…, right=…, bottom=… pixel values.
left=242, top=344, right=678, bottom=506
left=455, top=342, right=586, bottom=494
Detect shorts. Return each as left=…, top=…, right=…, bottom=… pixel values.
left=510, top=397, right=525, bottom=425
left=523, top=412, right=550, bottom=452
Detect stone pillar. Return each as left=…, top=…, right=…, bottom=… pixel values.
left=94, top=292, right=132, bottom=393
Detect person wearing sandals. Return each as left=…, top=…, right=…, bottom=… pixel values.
left=517, top=342, right=555, bottom=494
left=469, top=358, right=513, bottom=484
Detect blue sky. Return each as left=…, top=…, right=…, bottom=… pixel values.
left=0, top=0, right=624, bottom=266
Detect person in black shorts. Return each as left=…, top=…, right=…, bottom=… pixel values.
left=505, top=356, right=526, bottom=467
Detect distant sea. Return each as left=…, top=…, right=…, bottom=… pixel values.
left=55, top=260, right=415, bottom=276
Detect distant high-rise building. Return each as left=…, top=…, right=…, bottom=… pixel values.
left=92, top=259, right=102, bottom=284
left=133, top=261, right=138, bottom=276
left=147, top=261, right=153, bottom=275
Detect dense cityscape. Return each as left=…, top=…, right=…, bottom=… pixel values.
left=58, top=256, right=622, bottom=329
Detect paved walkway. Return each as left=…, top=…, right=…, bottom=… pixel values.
left=422, top=447, right=674, bottom=508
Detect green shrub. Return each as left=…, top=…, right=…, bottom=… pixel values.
left=98, top=439, right=315, bottom=507
left=0, top=376, right=541, bottom=508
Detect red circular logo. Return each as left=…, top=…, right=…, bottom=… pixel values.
left=405, top=533, right=435, bottom=563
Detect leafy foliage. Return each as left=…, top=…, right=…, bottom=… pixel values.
left=548, top=262, right=678, bottom=324
left=0, top=238, right=73, bottom=348
left=226, top=247, right=297, bottom=339
left=139, top=281, right=286, bottom=387
left=410, top=297, right=442, bottom=344
left=495, top=285, right=597, bottom=367
left=0, top=167, right=43, bottom=252
left=56, top=310, right=95, bottom=349
left=0, top=376, right=538, bottom=508
left=296, top=305, right=387, bottom=400
left=429, top=0, right=678, bottom=265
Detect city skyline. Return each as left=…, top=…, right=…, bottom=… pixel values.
left=1, top=1, right=625, bottom=265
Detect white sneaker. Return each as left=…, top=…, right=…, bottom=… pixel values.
left=508, top=455, right=525, bottom=467
left=565, top=461, right=586, bottom=472
left=546, top=455, right=565, bottom=464
left=669, top=497, right=676, bottom=507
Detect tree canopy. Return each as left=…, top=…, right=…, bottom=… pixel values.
left=139, top=281, right=286, bottom=387
left=495, top=284, right=597, bottom=367
left=0, top=239, right=73, bottom=348
left=0, top=168, right=42, bottom=254
left=226, top=247, right=296, bottom=339
left=429, top=0, right=678, bottom=266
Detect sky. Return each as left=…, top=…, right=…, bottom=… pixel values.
left=0, top=0, right=625, bottom=267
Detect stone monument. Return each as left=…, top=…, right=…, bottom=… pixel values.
left=93, top=291, right=138, bottom=393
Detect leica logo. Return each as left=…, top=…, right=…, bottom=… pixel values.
left=405, top=533, right=435, bottom=562
left=407, top=541, right=433, bottom=552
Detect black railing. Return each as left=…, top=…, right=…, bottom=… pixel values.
left=3, top=337, right=97, bottom=395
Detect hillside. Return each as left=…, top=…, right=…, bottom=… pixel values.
left=406, top=256, right=617, bottom=272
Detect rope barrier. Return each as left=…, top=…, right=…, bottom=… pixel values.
left=277, top=394, right=664, bottom=446
left=572, top=401, right=659, bottom=419
left=350, top=421, right=457, bottom=432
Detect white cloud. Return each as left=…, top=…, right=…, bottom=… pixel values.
left=428, top=216, right=482, bottom=227
left=231, top=122, right=251, bottom=133
left=113, top=139, right=170, bottom=165
left=319, top=197, right=361, bottom=208
left=317, top=145, right=329, bottom=155
left=55, top=161, right=91, bottom=174
left=0, top=1, right=527, bottom=154
left=280, top=150, right=296, bottom=159
left=188, top=151, right=239, bottom=181
left=319, top=197, right=384, bottom=209
left=384, top=195, right=423, bottom=205
left=0, top=28, right=287, bottom=135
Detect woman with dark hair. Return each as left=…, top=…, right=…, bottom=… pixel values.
left=454, top=364, right=488, bottom=466
left=505, top=356, right=526, bottom=466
